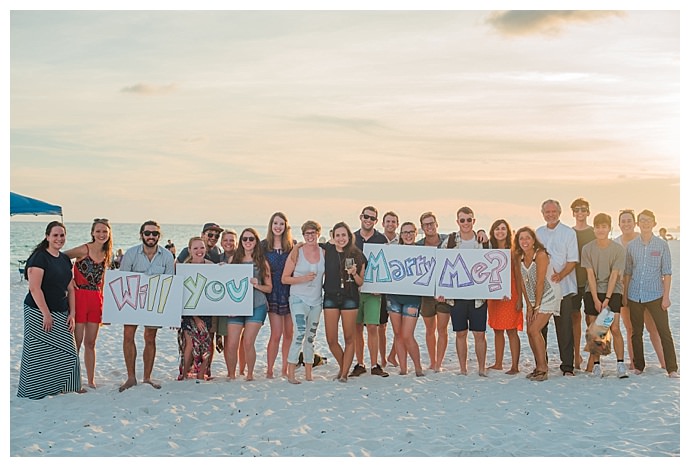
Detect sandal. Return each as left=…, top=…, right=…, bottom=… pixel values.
left=528, top=370, right=548, bottom=382
left=562, top=370, right=575, bottom=377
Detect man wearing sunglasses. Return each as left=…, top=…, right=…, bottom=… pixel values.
left=118, top=220, right=175, bottom=392
left=351, top=206, right=390, bottom=378
left=176, top=222, right=224, bottom=264
left=440, top=207, right=490, bottom=376
left=570, top=198, right=595, bottom=371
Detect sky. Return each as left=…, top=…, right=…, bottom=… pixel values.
left=6, top=3, right=683, bottom=235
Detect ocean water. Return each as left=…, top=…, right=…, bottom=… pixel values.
left=8, top=221, right=266, bottom=269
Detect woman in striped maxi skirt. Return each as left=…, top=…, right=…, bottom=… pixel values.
left=18, top=221, right=82, bottom=399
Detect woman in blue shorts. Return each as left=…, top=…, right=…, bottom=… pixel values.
left=386, top=222, right=425, bottom=377
left=226, top=228, right=272, bottom=381
left=321, top=222, right=365, bottom=382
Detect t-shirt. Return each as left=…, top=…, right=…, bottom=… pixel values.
left=321, top=242, right=364, bottom=299
left=580, top=240, right=625, bottom=294
left=24, top=249, right=73, bottom=312
left=574, top=226, right=596, bottom=288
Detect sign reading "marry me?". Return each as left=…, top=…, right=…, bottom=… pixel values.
left=359, top=244, right=511, bottom=299
left=102, top=264, right=254, bottom=327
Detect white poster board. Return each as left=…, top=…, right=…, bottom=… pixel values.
left=360, top=244, right=438, bottom=296
left=433, top=249, right=512, bottom=299
left=175, top=263, right=254, bottom=316
left=103, top=270, right=182, bottom=327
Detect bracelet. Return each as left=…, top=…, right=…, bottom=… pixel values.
left=605, top=296, right=611, bottom=300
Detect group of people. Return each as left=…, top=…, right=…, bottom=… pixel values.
left=17, top=199, right=679, bottom=399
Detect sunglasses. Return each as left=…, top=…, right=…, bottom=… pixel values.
left=361, top=214, right=377, bottom=221
left=205, top=232, right=219, bottom=239
left=457, top=218, right=473, bottom=224
left=93, top=218, right=110, bottom=223
left=142, top=231, right=160, bottom=237
left=573, top=207, right=589, bottom=213
left=242, top=236, right=256, bottom=242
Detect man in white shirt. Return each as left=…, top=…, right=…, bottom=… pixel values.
left=536, top=200, right=579, bottom=376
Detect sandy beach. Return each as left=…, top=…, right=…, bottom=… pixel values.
left=6, top=268, right=680, bottom=457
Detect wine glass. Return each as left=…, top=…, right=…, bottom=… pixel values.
left=308, top=263, right=318, bottom=287
left=344, top=257, right=355, bottom=282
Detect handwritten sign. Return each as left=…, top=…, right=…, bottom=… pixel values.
left=433, top=249, right=511, bottom=299
left=175, top=263, right=254, bottom=316
left=360, top=244, right=438, bottom=296
left=103, top=270, right=182, bottom=327
left=360, top=244, right=511, bottom=299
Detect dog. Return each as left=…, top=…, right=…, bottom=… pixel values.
left=297, top=352, right=327, bottom=367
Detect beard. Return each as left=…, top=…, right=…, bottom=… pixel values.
left=143, top=237, right=159, bottom=248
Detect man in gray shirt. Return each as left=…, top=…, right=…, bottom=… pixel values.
left=118, top=220, right=174, bottom=392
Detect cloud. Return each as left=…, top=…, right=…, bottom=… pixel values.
left=120, top=83, right=178, bottom=95
left=289, top=114, right=388, bottom=133
left=486, top=10, right=625, bottom=37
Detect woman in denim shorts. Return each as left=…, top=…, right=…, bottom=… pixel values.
left=226, top=228, right=272, bottom=381
left=386, top=222, right=425, bottom=377
left=321, top=222, right=365, bottom=382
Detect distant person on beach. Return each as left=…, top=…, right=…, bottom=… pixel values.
left=321, top=221, right=365, bottom=382
left=515, top=226, right=561, bottom=382
left=118, top=220, right=174, bottom=392
left=486, top=219, right=523, bottom=375
left=175, top=222, right=223, bottom=378
left=261, top=212, right=295, bottom=379
left=351, top=206, right=389, bottom=378
left=175, top=237, right=213, bottom=380
left=570, top=198, right=595, bottom=371
left=536, top=199, right=578, bottom=377
left=226, top=228, right=272, bottom=381
left=615, top=210, right=665, bottom=370
left=113, top=248, right=124, bottom=269
left=439, top=206, right=490, bottom=376
left=281, top=220, right=326, bottom=384
left=623, top=210, right=679, bottom=378
left=18, top=221, right=83, bottom=399
left=380, top=211, right=400, bottom=368
left=165, top=239, right=176, bottom=258
left=658, top=227, right=669, bottom=240
left=63, top=218, right=112, bottom=388
left=386, top=221, right=424, bottom=377
left=580, top=213, right=628, bottom=378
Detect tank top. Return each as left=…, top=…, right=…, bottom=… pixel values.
left=520, top=252, right=561, bottom=313
left=290, top=247, right=325, bottom=306
left=74, top=255, right=106, bottom=291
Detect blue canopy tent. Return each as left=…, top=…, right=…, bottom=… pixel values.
left=10, top=192, right=63, bottom=220
left=10, top=192, right=63, bottom=280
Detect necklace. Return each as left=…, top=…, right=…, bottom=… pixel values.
left=337, top=251, right=344, bottom=289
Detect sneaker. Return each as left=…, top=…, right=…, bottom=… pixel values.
left=349, top=364, right=366, bottom=377
left=371, top=364, right=389, bottom=377
left=592, top=363, right=603, bottom=378
left=617, top=362, right=629, bottom=379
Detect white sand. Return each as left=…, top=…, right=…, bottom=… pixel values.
left=6, top=272, right=680, bottom=457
